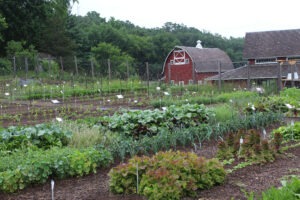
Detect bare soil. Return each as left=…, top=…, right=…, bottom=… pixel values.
left=0, top=141, right=299, bottom=200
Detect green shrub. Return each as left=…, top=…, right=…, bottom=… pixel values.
left=0, top=58, right=11, bottom=75
left=109, top=151, right=226, bottom=200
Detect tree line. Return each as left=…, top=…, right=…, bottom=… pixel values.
left=0, top=0, right=244, bottom=76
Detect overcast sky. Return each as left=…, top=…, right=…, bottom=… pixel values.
left=72, top=0, right=300, bottom=38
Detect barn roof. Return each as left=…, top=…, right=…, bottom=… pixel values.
left=162, top=46, right=234, bottom=74
left=206, top=63, right=300, bottom=81
left=177, top=46, right=234, bottom=72
left=243, top=29, right=300, bottom=59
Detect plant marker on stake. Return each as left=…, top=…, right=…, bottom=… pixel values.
left=291, top=120, right=295, bottom=140
left=136, top=163, right=139, bottom=193
left=239, top=136, right=243, bottom=157
left=263, top=128, right=267, bottom=139
left=51, top=179, right=55, bottom=200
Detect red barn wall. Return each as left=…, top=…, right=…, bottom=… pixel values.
left=164, top=52, right=193, bottom=84
left=163, top=51, right=219, bottom=84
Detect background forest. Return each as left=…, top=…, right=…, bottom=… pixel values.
left=0, top=0, right=244, bottom=77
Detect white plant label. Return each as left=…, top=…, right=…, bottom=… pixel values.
left=263, top=129, right=267, bottom=139
left=240, top=137, right=244, bottom=144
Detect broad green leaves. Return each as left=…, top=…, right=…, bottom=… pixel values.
left=0, top=124, right=72, bottom=153
left=102, top=104, right=213, bottom=139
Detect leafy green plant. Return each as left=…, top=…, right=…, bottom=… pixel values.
left=101, top=104, right=213, bottom=139
left=0, top=147, right=113, bottom=193
left=109, top=150, right=226, bottom=200
left=247, top=176, right=300, bottom=200
left=0, top=123, right=72, bottom=153
left=272, top=122, right=300, bottom=141
left=216, top=129, right=279, bottom=164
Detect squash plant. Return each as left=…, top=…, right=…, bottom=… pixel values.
left=101, top=104, right=213, bottom=139
left=0, top=123, right=72, bottom=153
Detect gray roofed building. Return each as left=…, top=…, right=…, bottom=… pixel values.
left=206, top=63, right=300, bottom=81
left=206, top=29, right=300, bottom=88
left=244, top=29, right=300, bottom=59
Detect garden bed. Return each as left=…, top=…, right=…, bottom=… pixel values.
left=0, top=141, right=299, bottom=200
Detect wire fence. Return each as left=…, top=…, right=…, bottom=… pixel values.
left=3, top=56, right=300, bottom=91
left=4, top=55, right=163, bottom=82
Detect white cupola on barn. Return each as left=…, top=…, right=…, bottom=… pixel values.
left=196, top=40, right=203, bottom=49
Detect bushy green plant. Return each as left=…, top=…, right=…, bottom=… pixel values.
left=109, top=150, right=226, bottom=200
left=60, top=121, right=104, bottom=148
left=216, top=129, right=279, bottom=163
left=210, top=104, right=238, bottom=122
left=272, top=122, right=300, bottom=141
left=0, top=147, right=113, bottom=193
left=101, top=104, right=212, bottom=139
left=0, top=123, right=72, bottom=153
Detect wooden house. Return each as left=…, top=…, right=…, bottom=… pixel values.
left=207, top=29, right=300, bottom=88
left=161, top=41, right=234, bottom=85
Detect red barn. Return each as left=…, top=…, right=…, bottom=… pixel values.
left=161, top=41, right=234, bottom=84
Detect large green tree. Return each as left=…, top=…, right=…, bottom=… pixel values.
left=91, top=42, right=135, bottom=77
left=0, top=0, right=77, bottom=56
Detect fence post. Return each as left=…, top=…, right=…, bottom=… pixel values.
left=277, top=62, right=282, bottom=93
left=108, top=59, right=111, bottom=94
left=192, top=61, right=196, bottom=84
left=25, top=57, right=28, bottom=80
left=146, top=62, right=149, bottom=96
left=60, top=57, right=64, bottom=80
left=74, top=56, right=79, bottom=76
left=126, top=61, right=129, bottom=81
left=291, top=63, right=295, bottom=87
left=247, top=64, right=251, bottom=89
left=91, top=59, right=94, bottom=78
left=13, top=56, right=16, bottom=77
left=168, top=63, right=171, bottom=84
left=218, top=61, right=222, bottom=91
